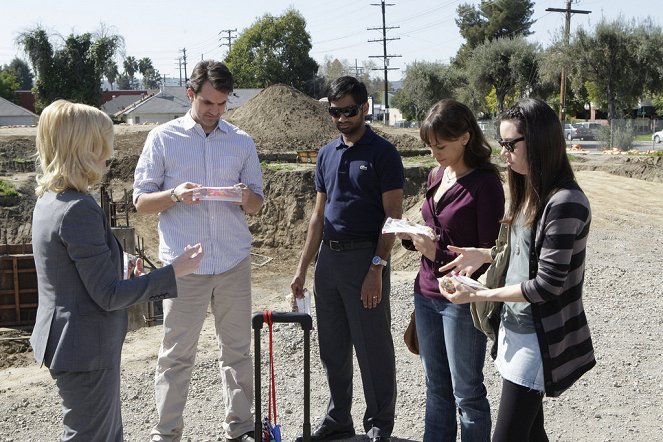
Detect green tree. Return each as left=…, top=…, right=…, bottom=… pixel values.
left=5, top=58, right=33, bottom=90
left=392, top=62, right=459, bottom=121
left=569, top=17, right=663, bottom=120
left=0, top=71, right=20, bottom=100
left=652, top=93, right=663, bottom=117
left=116, top=73, right=131, bottom=90
left=463, top=37, right=540, bottom=113
left=225, top=8, right=318, bottom=93
left=17, top=26, right=122, bottom=111
left=455, top=0, right=535, bottom=65
left=123, top=56, right=139, bottom=89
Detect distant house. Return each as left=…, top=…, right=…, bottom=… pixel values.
left=101, top=94, right=148, bottom=117
left=113, top=87, right=263, bottom=125
left=0, top=96, right=39, bottom=126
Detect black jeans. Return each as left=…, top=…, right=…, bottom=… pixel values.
left=492, top=378, right=549, bottom=442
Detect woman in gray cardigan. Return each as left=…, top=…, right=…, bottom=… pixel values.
left=439, top=98, right=595, bottom=441
left=30, top=100, right=204, bottom=441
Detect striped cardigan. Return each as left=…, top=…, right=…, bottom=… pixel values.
left=521, top=181, right=595, bottom=397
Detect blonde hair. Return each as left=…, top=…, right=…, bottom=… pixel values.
left=35, top=100, right=114, bottom=197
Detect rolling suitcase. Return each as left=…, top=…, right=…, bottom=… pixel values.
left=252, top=311, right=313, bottom=442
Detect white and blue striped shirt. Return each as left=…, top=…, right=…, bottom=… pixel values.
left=133, top=112, right=263, bottom=274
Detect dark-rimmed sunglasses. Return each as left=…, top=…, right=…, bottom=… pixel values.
left=496, top=136, right=525, bottom=152
left=328, top=103, right=363, bottom=118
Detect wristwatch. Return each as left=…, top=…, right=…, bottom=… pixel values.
left=371, top=255, right=387, bottom=267
left=170, top=188, right=180, bottom=203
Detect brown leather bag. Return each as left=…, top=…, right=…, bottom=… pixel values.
left=403, top=310, right=419, bottom=355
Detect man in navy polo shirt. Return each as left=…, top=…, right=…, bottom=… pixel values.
left=291, top=76, right=404, bottom=442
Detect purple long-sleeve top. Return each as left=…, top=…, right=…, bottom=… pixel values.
left=413, top=167, right=505, bottom=299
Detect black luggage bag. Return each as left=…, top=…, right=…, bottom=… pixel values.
left=252, top=311, right=312, bottom=442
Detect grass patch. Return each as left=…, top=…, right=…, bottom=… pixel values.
left=0, top=180, right=19, bottom=197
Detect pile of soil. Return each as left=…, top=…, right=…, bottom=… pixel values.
left=227, top=84, right=339, bottom=152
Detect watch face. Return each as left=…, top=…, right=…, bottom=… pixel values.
left=372, top=256, right=384, bottom=266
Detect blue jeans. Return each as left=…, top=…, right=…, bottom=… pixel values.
left=415, top=293, right=491, bottom=442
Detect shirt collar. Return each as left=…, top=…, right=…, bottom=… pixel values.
left=334, top=124, right=376, bottom=150
left=182, top=111, right=229, bottom=135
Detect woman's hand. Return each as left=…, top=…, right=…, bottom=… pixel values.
left=438, top=276, right=475, bottom=304
left=131, top=258, right=145, bottom=278
left=407, top=233, right=437, bottom=261
left=439, top=245, right=491, bottom=276
left=171, top=243, right=204, bottom=277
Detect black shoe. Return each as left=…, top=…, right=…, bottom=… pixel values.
left=226, top=431, right=255, bottom=442
left=294, top=425, right=355, bottom=442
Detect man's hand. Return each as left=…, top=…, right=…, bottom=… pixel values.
left=173, top=182, right=202, bottom=205
left=361, top=268, right=383, bottom=309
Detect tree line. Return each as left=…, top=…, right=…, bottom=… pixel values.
left=3, top=1, right=663, bottom=122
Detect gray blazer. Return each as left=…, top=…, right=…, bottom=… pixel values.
left=30, top=189, right=177, bottom=371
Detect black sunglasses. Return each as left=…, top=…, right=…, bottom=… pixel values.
left=496, top=136, right=525, bottom=152
left=328, top=103, right=363, bottom=118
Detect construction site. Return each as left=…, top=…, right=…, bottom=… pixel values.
left=1, top=84, right=662, bottom=441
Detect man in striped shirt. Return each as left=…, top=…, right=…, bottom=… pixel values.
left=133, top=60, right=263, bottom=442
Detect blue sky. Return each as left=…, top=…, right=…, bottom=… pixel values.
left=1, top=0, right=660, bottom=82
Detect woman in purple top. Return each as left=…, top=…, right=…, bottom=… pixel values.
left=400, top=99, right=504, bottom=442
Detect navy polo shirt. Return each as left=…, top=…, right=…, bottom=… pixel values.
left=315, top=125, right=404, bottom=240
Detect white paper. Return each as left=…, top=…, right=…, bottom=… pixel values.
left=452, top=274, right=488, bottom=290
left=192, top=186, right=242, bottom=202
left=296, top=289, right=312, bottom=315
left=123, top=253, right=137, bottom=280
left=381, top=217, right=438, bottom=239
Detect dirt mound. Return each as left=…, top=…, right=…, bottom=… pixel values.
left=373, top=127, right=426, bottom=150
left=227, top=84, right=338, bottom=152
left=573, top=154, right=663, bottom=182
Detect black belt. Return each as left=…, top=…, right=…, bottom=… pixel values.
left=322, top=239, right=377, bottom=252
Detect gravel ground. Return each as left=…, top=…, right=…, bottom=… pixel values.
left=1, top=170, right=662, bottom=441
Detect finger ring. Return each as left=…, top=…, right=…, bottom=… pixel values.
left=372, top=297, right=377, bottom=299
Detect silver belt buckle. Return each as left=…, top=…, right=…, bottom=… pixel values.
left=328, top=240, right=342, bottom=251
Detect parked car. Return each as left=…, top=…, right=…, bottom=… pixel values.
left=564, top=123, right=592, bottom=141
left=653, top=130, right=663, bottom=143
left=574, top=122, right=602, bottom=140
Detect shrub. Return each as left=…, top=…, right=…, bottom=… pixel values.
left=598, top=120, right=635, bottom=150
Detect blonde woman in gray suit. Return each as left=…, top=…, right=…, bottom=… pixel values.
left=30, top=100, right=204, bottom=442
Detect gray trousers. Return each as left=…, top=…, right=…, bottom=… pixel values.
left=314, top=243, right=397, bottom=438
left=50, top=362, right=123, bottom=442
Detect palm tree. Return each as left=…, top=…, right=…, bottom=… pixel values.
left=123, top=56, right=138, bottom=89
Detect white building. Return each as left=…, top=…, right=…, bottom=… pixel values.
left=0, top=96, right=38, bottom=126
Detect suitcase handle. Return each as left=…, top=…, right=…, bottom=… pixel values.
left=252, top=311, right=313, bottom=331
left=253, top=311, right=311, bottom=441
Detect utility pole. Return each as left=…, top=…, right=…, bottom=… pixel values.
left=547, top=1, right=590, bottom=122
left=219, top=29, right=237, bottom=59
left=349, top=59, right=364, bottom=78
left=179, top=48, right=188, bottom=83
left=369, top=0, right=401, bottom=125
left=175, top=58, right=183, bottom=86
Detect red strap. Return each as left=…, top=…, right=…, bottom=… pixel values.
left=264, top=310, right=277, bottom=424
